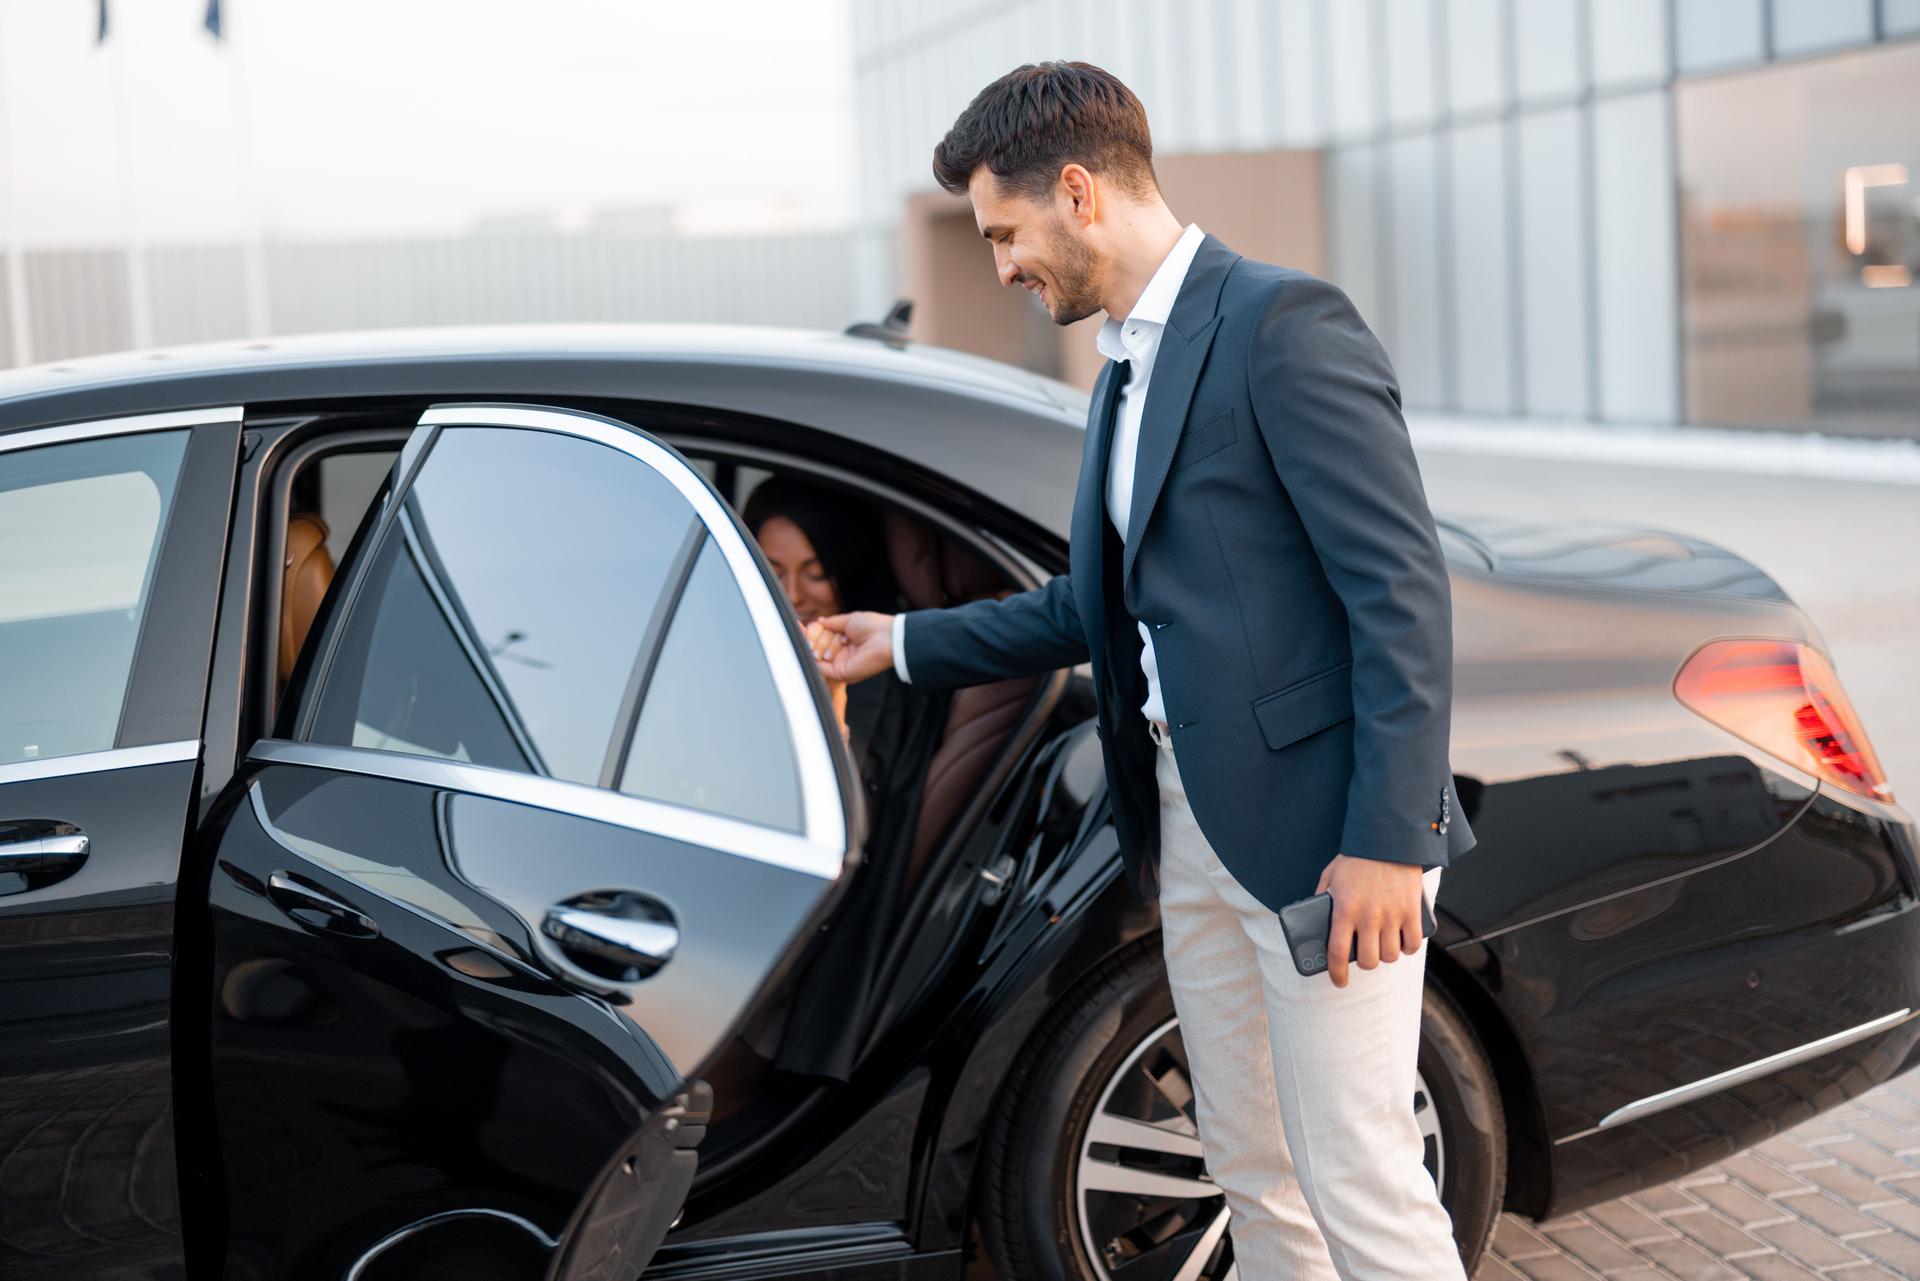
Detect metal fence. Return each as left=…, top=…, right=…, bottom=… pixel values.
left=0, top=227, right=875, bottom=367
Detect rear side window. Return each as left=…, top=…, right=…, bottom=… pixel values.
left=305, top=424, right=802, bottom=831
left=619, top=538, right=801, bottom=830
left=307, top=426, right=692, bottom=784
left=0, top=430, right=189, bottom=766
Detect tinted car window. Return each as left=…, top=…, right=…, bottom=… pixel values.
left=308, top=426, right=697, bottom=786
left=619, top=538, right=802, bottom=832
left=0, top=429, right=188, bottom=766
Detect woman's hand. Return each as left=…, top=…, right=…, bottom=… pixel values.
left=809, top=611, right=896, bottom=683
left=805, top=620, right=852, bottom=743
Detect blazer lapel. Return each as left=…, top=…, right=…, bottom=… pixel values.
left=1122, top=234, right=1237, bottom=589
left=1073, top=357, right=1127, bottom=671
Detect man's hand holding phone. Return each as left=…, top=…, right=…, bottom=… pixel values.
left=1310, top=854, right=1432, bottom=988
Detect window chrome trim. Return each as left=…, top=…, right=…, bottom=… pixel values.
left=0, top=739, right=199, bottom=786
left=248, top=739, right=840, bottom=881
left=0, top=405, right=244, bottom=454
left=415, top=402, right=845, bottom=860
left=344, top=1207, right=556, bottom=1281
left=673, top=438, right=1047, bottom=592
left=1555, top=1006, right=1920, bottom=1143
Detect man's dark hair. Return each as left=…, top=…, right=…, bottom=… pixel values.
left=932, top=61, right=1158, bottom=202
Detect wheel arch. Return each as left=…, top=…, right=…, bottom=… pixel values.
left=967, top=926, right=1169, bottom=1280
left=1424, top=943, right=1555, bottom=1218
left=911, top=857, right=1159, bottom=1253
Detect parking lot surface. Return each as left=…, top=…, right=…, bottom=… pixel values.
left=1480, top=1073, right=1920, bottom=1278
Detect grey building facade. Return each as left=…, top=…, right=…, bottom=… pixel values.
left=852, top=0, right=1920, bottom=438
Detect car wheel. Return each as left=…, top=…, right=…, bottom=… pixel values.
left=977, top=943, right=1505, bottom=1280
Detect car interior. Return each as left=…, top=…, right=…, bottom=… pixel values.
left=261, top=410, right=1064, bottom=1150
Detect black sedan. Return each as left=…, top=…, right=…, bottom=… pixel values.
left=1, top=321, right=1915, bottom=1281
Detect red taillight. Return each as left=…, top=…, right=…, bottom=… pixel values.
left=1673, top=638, right=1893, bottom=801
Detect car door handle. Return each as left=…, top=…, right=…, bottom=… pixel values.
left=267, top=871, right=380, bottom=939
left=0, top=820, right=89, bottom=896
left=542, top=894, right=679, bottom=983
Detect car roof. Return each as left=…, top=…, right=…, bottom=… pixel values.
left=0, top=323, right=1093, bottom=541
left=0, top=322, right=1088, bottom=417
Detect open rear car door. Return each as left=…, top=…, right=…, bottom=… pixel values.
left=196, top=404, right=861, bottom=1280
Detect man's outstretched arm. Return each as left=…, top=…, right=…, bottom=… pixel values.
left=817, top=573, right=1089, bottom=690
left=903, top=573, right=1091, bottom=688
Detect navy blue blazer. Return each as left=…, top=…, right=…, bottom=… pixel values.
left=900, top=233, right=1478, bottom=914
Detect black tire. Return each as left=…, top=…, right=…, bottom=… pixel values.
left=976, top=942, right=1506, bottom=1280
left=1419, top=979, right=1508, bottom=1269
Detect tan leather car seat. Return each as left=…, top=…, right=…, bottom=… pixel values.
left=882, top=510, right=1043, bottom=887
left=279, top=514, right=336, bottom=684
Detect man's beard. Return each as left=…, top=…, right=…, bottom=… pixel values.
left=1038, top=216, right=1103, bottom=325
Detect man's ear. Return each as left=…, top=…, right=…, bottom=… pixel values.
left=1059, top=163, right=1097, bottom=228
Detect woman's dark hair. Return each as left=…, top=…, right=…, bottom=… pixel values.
left=741, top=475, right=900, bottom=614
left=932, top=60, right=1158, bottom=201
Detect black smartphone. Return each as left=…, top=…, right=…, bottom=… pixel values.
left=1278, top=885, right=1436, bottom=978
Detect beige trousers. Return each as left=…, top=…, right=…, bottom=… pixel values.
left=1149, top=719, right=1467, bottom=1281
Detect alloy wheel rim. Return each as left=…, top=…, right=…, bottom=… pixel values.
left=1072, top=1015, right=1445, bottom=1281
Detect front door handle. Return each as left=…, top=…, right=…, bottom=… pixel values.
left=0, top=820, right=89, bottom=896
left=267, top=871, right=380, bottom=939
left=542, top=892, right=679, bottom=983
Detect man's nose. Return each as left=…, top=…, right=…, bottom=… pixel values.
left=996, top=250, right=1018, bottom=288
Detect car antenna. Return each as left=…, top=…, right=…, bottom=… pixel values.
left=844, top=299, right=913, bottom=348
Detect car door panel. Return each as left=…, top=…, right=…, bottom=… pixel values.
left=237, top=753, right=837, bottom=1076
left=208, top=774, right=679, bottom=1280
left=0, top=410, right=238, bottom=1280
left=197, top=404, right=857, bottom=1278
left=241, top=764, right=545, bottom=967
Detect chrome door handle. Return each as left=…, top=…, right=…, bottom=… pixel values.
left=542, top=893, right=679, bottom=983
left=0, top=820, right=89, bottom=896
left=267, top=871, right=380, bottom=939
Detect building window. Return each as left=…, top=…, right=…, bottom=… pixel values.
left=1677, top=42, right=1920, bottom=437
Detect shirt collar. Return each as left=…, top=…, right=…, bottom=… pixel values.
left=1096, top=222, right=1206, bottom=364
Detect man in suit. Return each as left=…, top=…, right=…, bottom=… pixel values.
left=812, top=61, right=1477, bottom=1280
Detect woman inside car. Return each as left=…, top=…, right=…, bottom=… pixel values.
left=731, top=474, right=953, bottom=1085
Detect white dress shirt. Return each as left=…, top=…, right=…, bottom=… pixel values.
left=894, top=223, right=1208, bottom=729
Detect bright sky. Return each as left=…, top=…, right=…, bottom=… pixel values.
left=0, top=0, right=857, bottom=245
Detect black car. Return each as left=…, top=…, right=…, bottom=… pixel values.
left=2, top=322, right=1916, bottom=1281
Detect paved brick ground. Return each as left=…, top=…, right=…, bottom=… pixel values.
left=1478, top=1069, right=1920, bottom=1280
